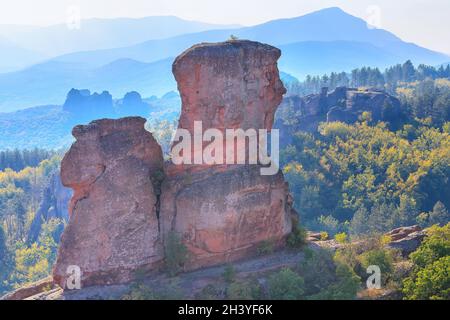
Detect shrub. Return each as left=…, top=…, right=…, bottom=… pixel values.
left=122, top=283, right=156, bottom=300
left=122, top=280, right=184, bottom=300
left=402, top=223, right=450, bottom=299
left=320, top=231, right=329, bottom=241
left=256, top=239, right=275, bottom=256
left=403, top=256, right=450, bottom=300
left=335, top=232, right=348, bottom=244
left=268, top=268, right=305, bottom=300
left=165, top=231, right=188, bottom=276
left=357, top=248, right=394, bottom=285
left=227, top=280, right=261, bottom=300
left=196, top=284, right=220, bottom=300
left=298, top=249, right=336, bottom=296
left=222, top=264, right=236, bottom=283
left=287, top=224, right=307, bottom=248
left=308, top=261, right=361, bottom=300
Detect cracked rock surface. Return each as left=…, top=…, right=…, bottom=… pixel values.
left=53, top=117, right=164, bottom=288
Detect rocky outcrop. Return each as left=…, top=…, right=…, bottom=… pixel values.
left=169, top=40, right=286, bottom=174
left=27, top=172, right=72, bottom=244
left=386, top=225, right=427, bottom=256
left=53, top=117, right=165, bottom=288
left=162, top=40, right=292, bottom=269
left=161, top=165, right=292, bottom=269
left=54, top=40, right=293, bottom=288
left=275, top=87, right=402, bottom=144
left=117, top=91, right=150, bottom=118
left=0, top=277, right=55, bottom=301
left=63, top=89, right=115, bottom=122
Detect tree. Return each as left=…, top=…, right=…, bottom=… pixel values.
left=268, top=268, right=305, bottom=300
left=350, top=207, right=370, bottom=235
left=403, top=256, right=450, bottom=300
left=0, top=225, right=7, bottom=263
left=403, top=224, right=450, bottom=299
left=428, top=201, right=449, bottom=226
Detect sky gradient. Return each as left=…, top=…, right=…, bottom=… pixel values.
left=1, top=0, right=449, bottom=54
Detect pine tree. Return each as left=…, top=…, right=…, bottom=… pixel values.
left=429, top=201, right=449, bottom=226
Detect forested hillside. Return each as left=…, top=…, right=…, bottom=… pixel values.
left=0, top=154, right=65, bottom=295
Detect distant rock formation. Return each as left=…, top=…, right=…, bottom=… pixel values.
left=275, top=87, right=402, bottom=145
left=54, top=40, right=293, bottom=288
left=53, top=117, right=165, bottom=288
left=116, top=91, right=150, bottom=118
left=162, top=40, right=292, bottom=269
left=27, top=172, right=72, bottom=244
left=63, top=89, right=115, bottom=122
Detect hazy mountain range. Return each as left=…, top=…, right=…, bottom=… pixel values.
left=0, top=16, right=239, bottom=70
left=0, top=7, right=448, bottom=112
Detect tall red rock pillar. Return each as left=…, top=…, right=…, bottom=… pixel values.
left=161, top=40, right=292, bottom=270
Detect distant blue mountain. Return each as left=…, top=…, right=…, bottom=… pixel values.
left=0, top=16, right=239, bottom=71
left=0, top=58, right=176, bottom=111
left=0, top=7, right=448, bottom=111
left=52, top=7, right=447, bottom=69
left=0, top=36, right=46, bottom=72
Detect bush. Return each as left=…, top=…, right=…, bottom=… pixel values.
left=222, top=264, right=236, bottom=283
left=122, top=280, right=184, bottom=300
left=335, top=232, right=348, bottom=244
left=165, top=232, right=188, bottom=276
left=298, top=249, right=336, bottom=296
left=268, top=268, right=305, bottom=300
left=403, top=256, right=450, bottom=300
left=196, top=284, right=220, bottom=300
left=402, top=223, right=450, bottom=299
left=122, top=283, right=156, bottom=300
left=256, top=239, right=275, bottom=256
left=287, top=224, right=307, bottom=248
left=357, top=248, right=394, bottom=285
left=227, top=280, right=261, bottom=300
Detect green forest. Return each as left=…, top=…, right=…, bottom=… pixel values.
left=0, top=154, right=64, bottom=294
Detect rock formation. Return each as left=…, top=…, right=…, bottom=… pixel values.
left=385, top=225, right=427, bottom=256
left=275, top=87, right=402, bottom=145
left=63, top=88, right=115, bottom=122
left=54, top=40, right=293, bottom=288
left=53, top=117, right=165, bottom=288
left=162, top=40, right=292, bottom=269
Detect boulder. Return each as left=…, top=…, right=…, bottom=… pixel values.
left=53, top=117, right=165, bottom=288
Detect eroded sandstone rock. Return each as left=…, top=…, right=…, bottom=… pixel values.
left=54, top=40, right=293, bottom=288
left=162, top=40, right=292, bottom=269
left=169, top=40, right=286, bottom=174
left=53, top=117, right=164, bottom=288
left=274, top=87, right=402, bottom=145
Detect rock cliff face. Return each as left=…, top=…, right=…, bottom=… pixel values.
left=162, top=40, right=291, bottom=269
left=54, top=40, right=293, bottom=287
left=53, top=117, right=165, bottom=288
left=275, top=87, right=402, bottom=145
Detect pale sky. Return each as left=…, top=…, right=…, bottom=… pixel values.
left=1, top=0, right=450, bottom=54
